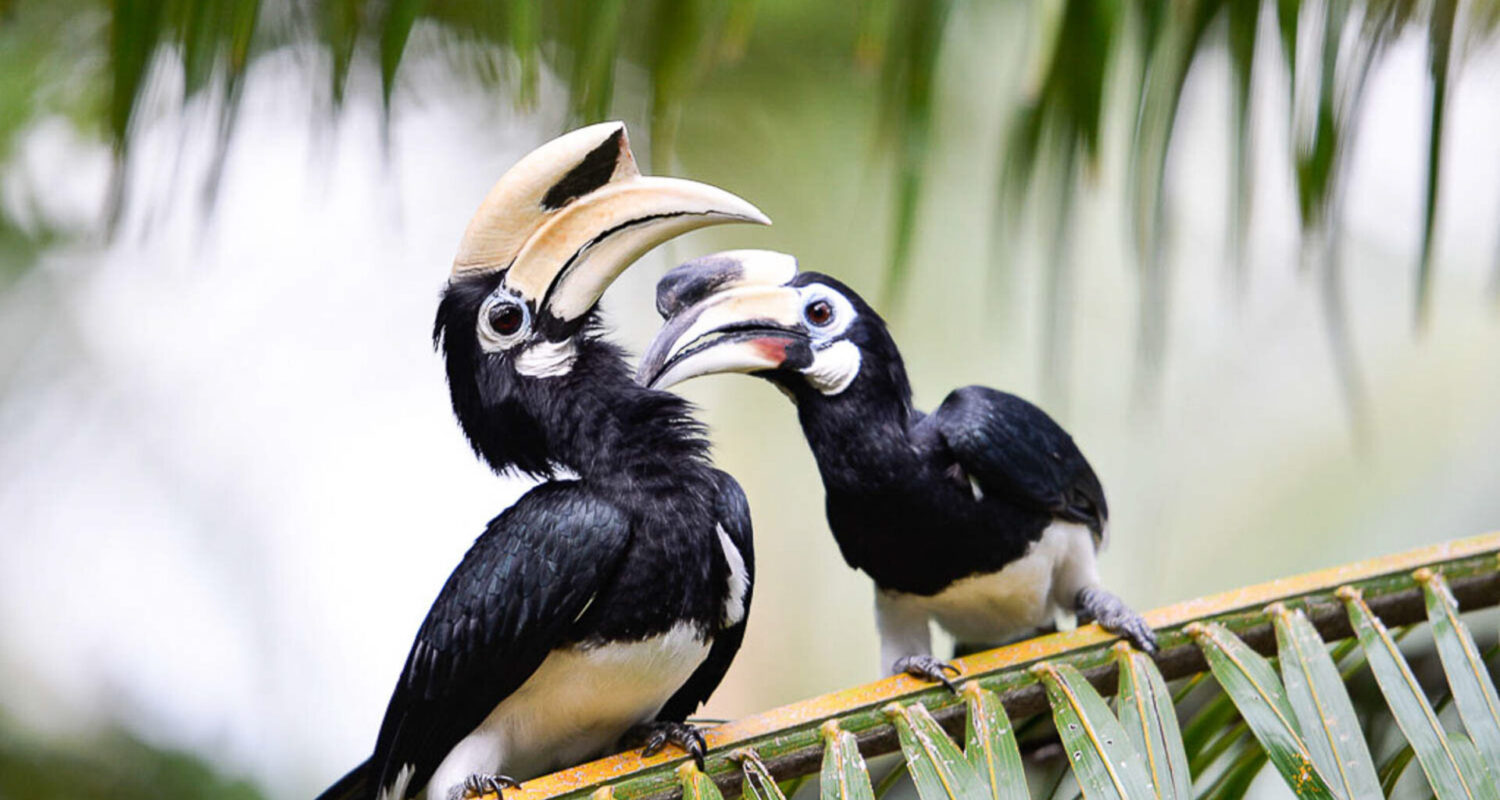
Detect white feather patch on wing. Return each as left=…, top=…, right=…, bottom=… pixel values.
left=377, top=763, right=414, bottom=800
left=515, top=338, right=579, bottom=378
left=717, top=525, right=749, bottom=626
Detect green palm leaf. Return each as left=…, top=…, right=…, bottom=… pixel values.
left=1447, top=733, right=1494, bottom=793
left=883, top=703, right=986, bottom=800
left=486, top=535, right=1500, bottom=800
left=1416, top=0, right=1457, bottom=326
left=1111, top=644, right=1190, bottom=799
left=1199, top=746, right=1269, bottom=800
left=1379, top=744, right=1419, bottom=795
left=1186, top=622, right=1337, bottom=798
left=822, top=721, right=877, bottom=800
left=1339, top=585, right=1499, bottom=799
left=961, top=683, right=1028, bottom=800
left=1269, top=603, right=1381, bottom=797
left=679, top=761, right=727, bottom=800
left=1418, top=569, right=1500, bottom=777
left=1031, top=661, right=1155, bottom=800
left=737, top=750, right=789, bottom=800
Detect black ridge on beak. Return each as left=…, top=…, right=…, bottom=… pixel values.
left=637, top=251, right=809, bottom=390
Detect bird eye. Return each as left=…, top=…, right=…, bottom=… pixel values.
left=489, top=304, right=526, bottom=337
left=805, top=300, right=834, bottom=327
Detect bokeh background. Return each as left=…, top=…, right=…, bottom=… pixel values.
left=2, top=1, right=1499, bottom=797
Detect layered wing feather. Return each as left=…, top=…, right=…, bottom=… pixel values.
left=657, top=471, right=754, bottom=721
left=369, top=482, right=632, bottom=797
left=931, top=386, right=1108, bottom=538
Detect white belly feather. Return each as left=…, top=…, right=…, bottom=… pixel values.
left=414, top=623, right=711, bottom=800
left=911, top=522, right=1099, bottom=644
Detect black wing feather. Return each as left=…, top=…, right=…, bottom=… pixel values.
left=657, top=471, right=754, bottom=722
left=369, top=482, right=632, bottom=797
left=932, top=386, right=1108, bottom=535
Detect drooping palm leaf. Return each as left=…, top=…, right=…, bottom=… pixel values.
left=821, top=722, right=877, bottom=800
left=1340, top=585, right=1498, bottom=799
left=1111, top=643, right=1190, bottom=799
left=1268, top=603, right=1382, bottom=798
left=1187, top=621, right=1337, bottom=797
left=1415, top=0, right=1456, bottom=328
left=961, top=684, right=1027, bottom=800
left=15, top=0, right=1500, bottom=396
left=1225, top=0, right=1258, bottom=290
left=736, top=750, right=788, bottom=800
left=1418, top=569, right=1500, bottom=770
left=680, top=762, right=727, bottom=800
left=1032, top=661, right=1155, bottom=799
left=871, top=0, right=953, bottom=305
left=883, top=702, right=985, bottom=800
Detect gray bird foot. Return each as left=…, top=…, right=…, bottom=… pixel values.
left=895, top=654, right=961, bottom=693
left=624, top=720, right=708, bottom=770
left=1076, top=586, right=1157, bottom=653
left=458, top=773, right=521, bottom=800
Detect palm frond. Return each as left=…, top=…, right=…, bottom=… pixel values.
left=497, top=532, right=1500, bottom=800
left=962, top=685, right=1027, bottom=800
left=1269, top=604, right=1382, bottom=798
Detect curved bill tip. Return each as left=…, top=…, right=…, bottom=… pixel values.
left=636, top=262, right=807, bottom=390
left=508, top=176, right=772, bottom=327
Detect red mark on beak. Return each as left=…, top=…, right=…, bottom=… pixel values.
left=751, top=337, right=790, bottom=364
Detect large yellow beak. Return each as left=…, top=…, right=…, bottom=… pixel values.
left=637, top=250, right=809, bottom=390
left=452, top=122, right=769, bottom=333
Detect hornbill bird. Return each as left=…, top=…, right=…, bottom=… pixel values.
left=317, top=124, right=766, bottom=800
left=636, top=250, right=1155, bottom=688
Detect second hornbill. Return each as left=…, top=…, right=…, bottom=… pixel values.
left=636, top=250, right=1155, bottom=688
left=317, top=124, right=766, bottom=800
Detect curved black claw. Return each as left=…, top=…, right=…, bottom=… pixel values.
left=895, top=654, right=961, bottom=693
left=1076, top=586, right=1158, bottom=654
left=624, top=720, right=708, bottom=771
left=460, top=773, right=521, bottom=800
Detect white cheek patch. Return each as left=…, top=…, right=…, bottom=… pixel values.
left=515, top=338, right=579, bottom=378
left=805, top=340, right=861, bottom=395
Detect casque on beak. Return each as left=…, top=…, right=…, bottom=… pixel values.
left=453, top=122, right=769, bottom=338
left=637, top=250, right=808, bottom=390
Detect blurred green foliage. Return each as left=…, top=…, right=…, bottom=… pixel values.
left=0, top=717, right=263, bottom=799
left=3, top=0, right=1497, bottom=328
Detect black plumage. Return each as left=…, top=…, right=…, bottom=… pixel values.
left=322, top=291, right=754, bottom=800
left=639, top=255, right=1151, bottom=686
left=317, top=123, right=763, bottom=800
left=769, top=277, right=1098, bottom=595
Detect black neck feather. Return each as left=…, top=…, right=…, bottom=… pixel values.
left=434, top=276, right=709, bottom=485
left=783, top=319, right=920, bottom=491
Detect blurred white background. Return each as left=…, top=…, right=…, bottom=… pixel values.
left=1, top=4, right=1499, bottom=798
